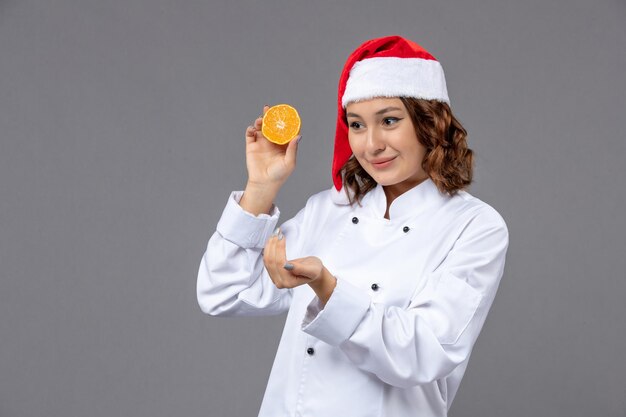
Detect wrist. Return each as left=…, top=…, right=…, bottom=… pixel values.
left=240, top=183, right=280, bottom=216
left=245, top=179, right=283, bottom=193
left=309, top=267, right=337, bottom=306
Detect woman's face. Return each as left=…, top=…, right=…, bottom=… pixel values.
left=346, top=97, right=428, bottom=197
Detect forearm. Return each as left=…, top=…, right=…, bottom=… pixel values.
left=196, top=190, right=290, bottom=316
left=239, top=182, right=281, bottom=216
left=301, top=278, right=463, bottom=388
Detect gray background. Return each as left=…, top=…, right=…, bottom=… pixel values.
left=1, top=0, right=625, bottom=416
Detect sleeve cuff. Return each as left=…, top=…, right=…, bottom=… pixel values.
left=301, top=278, right=371, bottom=346
left=215, top=191, right=280, bottom=249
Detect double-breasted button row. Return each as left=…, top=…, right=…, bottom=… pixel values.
left=371, top=283, right=379, bottom=291
left=306, top=347, right=315, bottom=355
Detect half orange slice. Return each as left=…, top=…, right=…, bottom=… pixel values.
left=262, top=104, right=301, bottom=145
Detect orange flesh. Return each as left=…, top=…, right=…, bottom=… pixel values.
left=262, top=104, right=301, bottom=144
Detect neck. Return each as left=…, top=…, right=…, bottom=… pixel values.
left=382, top=176, right=429, bottom=219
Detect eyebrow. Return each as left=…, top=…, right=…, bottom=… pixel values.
left=346, top=106, right=403, bottom=118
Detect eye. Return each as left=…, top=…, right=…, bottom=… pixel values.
left=349, top=121, right=364, bottom=130
left=382, top=117, right=401, bottom=126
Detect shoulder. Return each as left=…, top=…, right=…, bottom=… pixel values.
left=443, top=189, right=509, bottom=239
left=303, top=185, right=352, bottom=210
left=457, top=190, right=506, bottom=223
left=290, top=186, right=352, bottom=231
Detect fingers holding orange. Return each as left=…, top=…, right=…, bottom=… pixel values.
left=246, top=105, right=269, bottom=144
left=245, top=125, right=257, bottom=144
left=254, top=105, right=270, bottom=130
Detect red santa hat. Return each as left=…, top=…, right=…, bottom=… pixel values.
left=332, top=35, right=450, bottom=191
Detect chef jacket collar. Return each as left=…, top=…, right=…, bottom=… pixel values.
left=330, top=177, right=446, bottom=220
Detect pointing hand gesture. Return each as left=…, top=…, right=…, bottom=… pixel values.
left=263, top=228, right=336, bottom=305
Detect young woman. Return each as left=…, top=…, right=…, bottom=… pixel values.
left=197, top=35, right=509, bottom=417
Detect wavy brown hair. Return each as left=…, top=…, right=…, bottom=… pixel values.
left=340, top=97, right=474, bottom=206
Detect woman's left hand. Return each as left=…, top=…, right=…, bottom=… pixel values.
left=263, top=229, right=337, bottom=304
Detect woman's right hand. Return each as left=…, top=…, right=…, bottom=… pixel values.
left=239, top=105, right=301, bottom=216
left=245, top=105, right=300, bottom=189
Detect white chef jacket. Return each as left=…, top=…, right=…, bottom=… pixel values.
left=197, top=178, right=509, bottom=417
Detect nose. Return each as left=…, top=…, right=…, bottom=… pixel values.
left=365, top=127, right=385, bottom=154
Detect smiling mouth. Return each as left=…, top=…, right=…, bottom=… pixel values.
left=371, top=157, right=397, bottom=166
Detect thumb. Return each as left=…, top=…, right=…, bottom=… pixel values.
left=284, top=135, right=301, bottom=167
left=283, top=256, right=320, bottom=280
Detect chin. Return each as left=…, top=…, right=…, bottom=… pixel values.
left=370, top=175, right=401, bottom=187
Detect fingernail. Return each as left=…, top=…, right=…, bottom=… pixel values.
left=278, top=231, right=284, bottom=240
left=283, top=263, right=294, bottom=271
left=272, top=227, right=280, bottom=236
left=296, top=135, right=302, bottom=144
